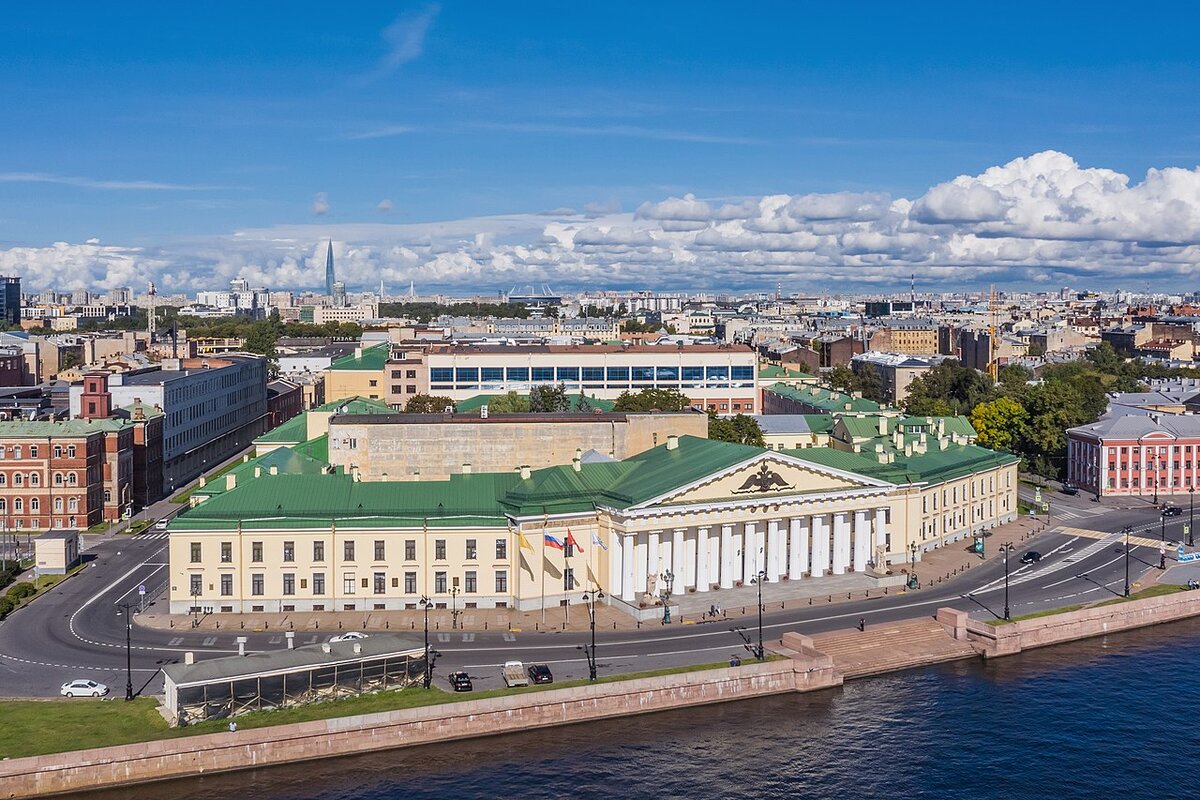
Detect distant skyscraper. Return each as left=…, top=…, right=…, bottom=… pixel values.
left=0, top=277, right=19, bottom=325
left=325, top=239, right=335, bottom=296
left=331, top=281, right=347, bottom=308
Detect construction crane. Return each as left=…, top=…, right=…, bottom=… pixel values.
left=147, top=281, right=157, bottom=340
left=986, top=284, right=999, bottom=382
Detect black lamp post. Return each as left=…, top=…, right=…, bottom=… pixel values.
left=751, top=569, right=766, bottom=660
left=660, top=570, right=675, bottom=625
left=908, top=541, right=919, bottom=589
left=117, top=602, right=134, bottom=701
left=1160, top=510, right=1167, bottom=570
left=1002, top=542, right=1014, bottom=620
left=190, top=586, right=201, bottom=629
left=449, top=585, right=460, bottom=630
left=1123, top=525, right=1132, bottom=597
left=579, top=586, right=604, bottom=681
left=419, top=595, right=433, bottom=688
left=1190, top=486, right=1195, bottom=548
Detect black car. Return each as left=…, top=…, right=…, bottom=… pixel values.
left=1020, top=551, right=1042, bottom=564
left=448, top=671, right=473, bottom=692
left=1060, top=484, right=1079, bottom=496
left=527, top=664, right=554, bottom=685
left=1163, top=506, right=1183, bottom=517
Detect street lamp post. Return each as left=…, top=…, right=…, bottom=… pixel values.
left=449, top=585, right=460, bottom=630
left=1123, top=525, right=1132, bottom=597
left=660, top=570, right=675, bottom=625
left=1190, top=486, right=1195, bottom=548
left=190, top=587, right=201, bottom=629
left=579, top=586, right=604, bottom=681
left=750, top=569, right=766, bottom=661
left=908, top=541, right=919, bottom=589
left=117, top=602, right=134, bottom=701
left=1002, top=542, right=1015, bottom=620
left=1160, top=510, right=1167, bottom=570
left=419, top=595, right=433, bottom=688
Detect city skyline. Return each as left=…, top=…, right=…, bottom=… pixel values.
left=5, top=4, right=1200, bottom=292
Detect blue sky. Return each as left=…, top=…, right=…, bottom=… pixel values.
left=4, top=2, right=1200, bottom=292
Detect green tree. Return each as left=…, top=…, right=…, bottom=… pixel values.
left=708, top=412, right=766, bottom=446
left=612, top=388, right=692, bottom=412
left=855, top=363, right=886, bottom=403
left=485, top=391, right=530, bottom=413
left=903, top=360, right=995, bottom=416
left=828, top=365, right=858, bottom=393
left=529, top=383, right=571, bottom=412
left=969, top=396, right=1028, bottom=452
left=404, top=394, right=455, bottom=413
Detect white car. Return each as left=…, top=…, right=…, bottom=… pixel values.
left=60, top=679, right=108, bottom=698
left=154, top=519, right=169, bottom=530
left=329, top=631, right=368, bottom=643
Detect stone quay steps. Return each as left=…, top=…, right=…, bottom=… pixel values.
left=808, top=619, right=978, bottom=679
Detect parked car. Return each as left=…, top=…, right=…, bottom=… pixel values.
left=1020, top=551, right=1042, bottom=564
left=330, top=631, right=369, bottom=643
left=527, top=664, right=554, bottom=685
left=1163, top=506, right=1183, bottom=517
left=60, top=679, right=108, bottom=698
left=1060, top=484, right=1079, bottom=496
left=154, top=518, right=169, bottom=530
left=502, top=660, right=530, bottom=688
left=448, top=671, right=473, bottom=692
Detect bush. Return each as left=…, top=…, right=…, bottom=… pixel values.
left=0, top=597, right=13, bottom=618
left=6, top=582, right=36, bottom=601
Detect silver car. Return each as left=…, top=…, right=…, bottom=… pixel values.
left=60, top=679, right=108, bottom=697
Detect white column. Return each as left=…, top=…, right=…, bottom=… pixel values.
left=789, top=517, right=808, bottom=579
left=810, top=514, right=829, bottom=578
left=832, top=512, right=850, bottom=575
left=743, top=522, right=758, bottom=583
left=765, top=520, right=781, bottom=582
left=620, top=534, right=635, bottom=602
left=874, top=506, right=889, bottom=565
left=695, top=527, right=710, bottom=592
left=609, top=531, right=623, bottom=598
left=637, top=534, right=651, bottom=592
left=719, top=524, right=734, bottom=589
left=648, top=530, right=661, bottom=581
left=853, top=509, right=870, bottom=573
left=672, top=528, right=685, bottom=581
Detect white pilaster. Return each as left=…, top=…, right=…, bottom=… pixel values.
left=635, top=535, right=648, bottom=593
left=853, top=509, right=870, bottom=573
left=789, top=517, right=808, bottom=579
left=719, top=524, right=734, bottom=589
left=832, top=512, right=850, bottom=575
left=672, top=528, right=685, bottom=581
left=874, top=506, right=889, bottom=565
left=743, top=522, right=758, bottom=583
left=765, top=519, right=781, bottom=582
left=609, top=531, right=623, bottom=598
left=648, top=530, right=661, bottom=582
left=620, top=534, right=635, bottom=602
left=695, top=527, right=710, bottom=592
left=810, top=514, right=829, bottom=578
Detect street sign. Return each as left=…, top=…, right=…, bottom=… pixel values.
left=138, top=584, right=146, bottom=595
left=973, top=536, right=984, bottom=554
left=1034, top=487, right=1042, bottom=504
left=1041, top=502, right=1049, bottom=512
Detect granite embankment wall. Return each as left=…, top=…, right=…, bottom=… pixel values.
left=0, top=655, right=840, bottom=799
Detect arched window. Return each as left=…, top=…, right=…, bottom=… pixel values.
left=14, top=473, right=23, bottom=486
left=30, top=498, right=39, bottom=512
left=14, top=498, right=23, bottom=511
left=0, top=474, right=7, bottom=486
left=29, top=473, right=38, bottom=487
left=54, top=473, right=62, bottom=486
left=68, top=473, right=77, bottom=486
left=68, top=497, right=78, bottom=512
left=0, top=498, right=7, bottom=512
left=53, top=497, right=63, bottom=512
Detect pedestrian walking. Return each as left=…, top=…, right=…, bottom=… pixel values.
left=229, top=721, right=237, bottom=733
left=857, top=617, right=866, bottom=632
left=729, top=654, right=741, bottom=667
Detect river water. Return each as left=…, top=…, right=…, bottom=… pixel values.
left=82, top=617, right=1200, bottom=800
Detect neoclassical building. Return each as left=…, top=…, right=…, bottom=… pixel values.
left=168, top=429, right=1018, bottom=616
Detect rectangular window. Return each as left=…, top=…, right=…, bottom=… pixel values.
left=190, top=542, right=202, bottom=563
left=219, top=574, right=232, bottom=596
left=313, top=540, right=325, bottom=561
left=655, top=366, right=679, bottom=381
left=466, top=539, right=477, bottom=560
left=465, top=571, right=477, bottom=593
left=430, top=367, right=454, bottom=383
left=556, top=366, right=580, bottom=382
left=435, top=571, right=447, bottom=593
left=681, top=366, right=704, bottom=382
left=455, top=367, right=479, bottom=382
left=435, top=539, right=446, bottom=560
left=480, top=367, right=504, bottom=382
left=582, top=367, right=604, bottom=382
left=606, top=366, right=630, bottom=382
left=374, top=572, right=386, bottom=594
left=496, top=538, right=508, bottom=559
left=406, top=370, right=417, bottom=379
left=344, top=540, right=355, bottom=561
left=731, top=365, right=755, bottom=381
left=405, top=571, right=417, bottom=593
left=189, top=574, right=202, bottom=597
left=506, top=366, right=529, bottom=381
left=631, top=366, right=655, bottom=381
left=343, top=573, right=356, bottom=594
left=283, top=541, right=295, bottom=562
left=251, top=541, right=263, bottom=563
left=312, top=573, right=325, bottom=594
left=531, top=367, right=555, bottom=382
left=564, top=567, right=575, bottom=591
left=220, top=542, right=232, bottom=563
left=374, top=540, right=386, bottom=561
left=283, top=574, right=295, bottom=595
left=495, top=570, right=508, bottom=593
left=405, top=539, right=416, bottom=560
left=251, top=574, right=264, bottom=596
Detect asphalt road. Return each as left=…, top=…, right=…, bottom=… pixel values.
left=0, top=490, right=1189, bottom=697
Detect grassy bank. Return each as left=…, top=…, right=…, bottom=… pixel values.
left=0, top=660, right=742, bottom=759
left=1094, top=583, right=1186, bottom=606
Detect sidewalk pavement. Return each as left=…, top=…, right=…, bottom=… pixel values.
left=138, top=515, right=1050, bottom=636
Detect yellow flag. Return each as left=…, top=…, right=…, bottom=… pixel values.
left=518, top=531, right=534, bottom=551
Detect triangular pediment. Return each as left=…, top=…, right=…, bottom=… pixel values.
left=636, top=452, right=885, bottom=509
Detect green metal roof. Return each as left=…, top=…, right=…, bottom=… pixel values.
left=764, top=382, right=884, bottom=414
left=0, top=418, right=132, bottom=438
left=786, top=443, right=1016, bottom=486
left=758, top=365, right=816, bottom=379
left=255, top=413, right=309, bottom=443
left=327, top=343, right=388, bottom=372
left=193, top=446, right=333, bottom=500
left=314, top=396, right=393, bottom=414
left=293, top=433, right=329, bottom=463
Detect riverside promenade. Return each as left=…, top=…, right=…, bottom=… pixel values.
left=2, top=583, right=1197, bottom=799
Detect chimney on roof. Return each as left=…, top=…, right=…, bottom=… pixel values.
left=666, top=435, right=679, bottom=451
left=462, top=463, right=472, bottom=474
left=572, top=456, right=581, bottom=472
left=226, top=473, right=236, bottom=490
left=520, top=465, right=531, bottom=480
left=199, top=475, right=207, bottom=487
left=254, top=466, right=261, bottom=478
left=184, top=652, right=194, bottom=665
left=269, top=465, right=278, bottom=476
left=878, top=416, right=887, bottom=436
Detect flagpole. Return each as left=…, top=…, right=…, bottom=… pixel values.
left=541, top=509, right=548, bottom=625
left=511, top=521, right=519, bottom=616
left=564, top=530, right=571, bottom=626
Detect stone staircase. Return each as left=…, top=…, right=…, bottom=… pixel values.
left=807, top=618, right=979, bottom=679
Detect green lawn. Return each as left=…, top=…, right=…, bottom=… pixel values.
left=0, top=660, right=742, bottom=759
left=1094, top=583, right=1186, bottom=607
left=985, top=604, right=1085, bottom=626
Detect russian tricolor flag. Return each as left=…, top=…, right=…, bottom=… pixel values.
left=544, top=533, right=565, bottom=549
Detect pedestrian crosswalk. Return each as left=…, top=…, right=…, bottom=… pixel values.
left=1058, top=526, right=1176, bottom=551
left=134, top=531, right=168, bottom=541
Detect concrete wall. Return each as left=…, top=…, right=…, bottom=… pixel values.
left=328, top=412, right=709, bottom=481
left=0, top=658, right=837, bottom=799
left=962, top=589, right=1200, bottom=657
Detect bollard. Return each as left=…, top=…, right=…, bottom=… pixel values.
left=285, top=631, right=295, bottom=650
left=484, top=621, right=488, bottom=630
left=781, top=601, right=785, bottom=609
left=828, top=595, right=832, bottom=603
left=884, top=587, right=887, bottom=595
left=338, top=621, right=343, bottom=629
left=809, top=597, right=813, bottom=605
left=215, top=621, right=220, bottom=629
left=847, top=592, right=851, bottom=599
left=411, top=621, right=415, bottom=629
left=315, top=621, right=319, bottom=629
left=170, top=620, right=174, bottom=628
left=264, top=622, right=269, bottom=630
left=614, top=622, right=617, bottom=629
left=742, top=606, right=746, bottom=614
left=240, top=621, right=244, bottom=629
left=562, top=623, right=566, bottom=630
left=535, top=623, right=539, bottom=631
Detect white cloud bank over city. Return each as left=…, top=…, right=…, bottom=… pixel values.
left=7, top=150, right=1200, bottom=294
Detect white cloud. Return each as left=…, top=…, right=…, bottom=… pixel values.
left=9, top=151, right=1200, bottom=293
left=377, top=199, right=394, bottom=214
left=376, top=5, right=439, bottom=74
left=0, top=172, right=218, bottom=191
left=312, top=192, right=330, bottom=216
